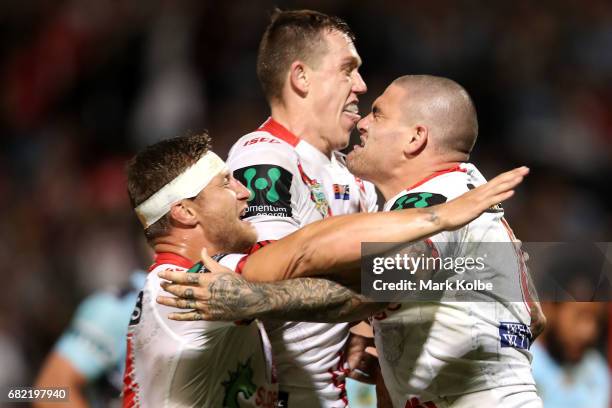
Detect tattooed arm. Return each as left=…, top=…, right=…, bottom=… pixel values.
left=156, top=241, right=437, bottom=323
left=241, top=167, right=528, bottom=286
left=158, top=268, right=386, bottom=323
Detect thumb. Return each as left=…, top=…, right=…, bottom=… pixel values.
left=365, top=346, right=379, bottom=359
left=200, top=247, right=224, bottom=274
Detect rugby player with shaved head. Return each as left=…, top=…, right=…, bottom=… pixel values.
left=122, top=130, right=527, bottom=407
left=165, top=76, right=544, bottom=407
left=345, top=75, right=544, bottom=407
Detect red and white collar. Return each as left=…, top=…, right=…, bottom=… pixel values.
left=259, top=117, right=300, bottom=147
left=406, top=165, right=467, bottom=191
left=149, top=252, right=193, bottom=271
left=259, top=117, right=334, bottom=165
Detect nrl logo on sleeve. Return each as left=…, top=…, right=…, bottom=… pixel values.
left=390, top=192, right=447, bottom=211
left=234, top=165, right=292, bottom=218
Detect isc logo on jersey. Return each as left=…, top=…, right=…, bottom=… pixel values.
left=242, top=137, right=281, bottom=146
left=234, top=165, right=293, bottom=218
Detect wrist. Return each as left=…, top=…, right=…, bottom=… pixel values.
left=422, top=205, right=446, bottom=230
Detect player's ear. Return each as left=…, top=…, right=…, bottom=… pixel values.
left=169, top=200, right=199, bottom=227
left=404, top=125, right=428, bottom=157
left=288, top=60, right=309, bottom=96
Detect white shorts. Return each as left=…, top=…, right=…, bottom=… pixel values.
left=404, top=386, right=542, bottom=408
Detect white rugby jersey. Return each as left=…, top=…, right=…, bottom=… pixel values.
left=371, top=163, right=537, bottom=406
left=228, top=118, right=378, bottom=407
left=122, top=252, right=278, bottom=408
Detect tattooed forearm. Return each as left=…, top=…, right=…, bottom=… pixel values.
left=160, top=241, right=438, bottom=322
left=201, top=273, right=386, bottom=322
left=421, top=207, right=440, bottom=226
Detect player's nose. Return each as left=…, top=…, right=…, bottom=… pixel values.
left=357, top=114, right=370, bottom=134
left=352, top=71, right=367, bottom=95
left=232, top=177, right=251, bottom=201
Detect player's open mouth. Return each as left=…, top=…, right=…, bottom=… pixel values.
left=342, top=101, right=360, bottom=121
left=352, top=135, right=367, bottom=151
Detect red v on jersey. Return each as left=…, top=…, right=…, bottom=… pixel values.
left=258, top=117, right=300, bottom=147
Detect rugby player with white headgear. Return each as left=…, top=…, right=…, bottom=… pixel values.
left=123, top=131, right=527, bottom=407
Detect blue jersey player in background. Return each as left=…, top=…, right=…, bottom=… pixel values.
left=34, top=272, right=145, bottom=408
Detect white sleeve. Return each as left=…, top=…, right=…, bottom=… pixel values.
left=146, top=281, right=233, bottom=352
left=228, top=138, right=303, bottom=240
left=148, top=258, right=251, bottom=348
left=413, top=176, right=468, bottom=259
left=364, top=180, right=379, bottom=213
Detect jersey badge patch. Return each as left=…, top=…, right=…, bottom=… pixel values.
left=390, top=192, right=447, bottom=210
left=234, top=165, right=292, bottom=218
left=297, top=162, right=330, bottom=218
left=309, top=181, right=329, bottom=217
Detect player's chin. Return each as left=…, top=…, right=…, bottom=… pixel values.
left=232, top=224, right=258, bottom=252
left=241, top=221, right=258, bottom=242
left=340, top=115, right=359, bottom=134
left=346, top=145, right=363, bottom=163
left=346, top=149, right=368, bottom=178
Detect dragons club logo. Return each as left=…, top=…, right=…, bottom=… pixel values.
left=222, top=358, right=257, bottom=408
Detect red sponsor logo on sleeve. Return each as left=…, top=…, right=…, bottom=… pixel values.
left=243, top=137, right=282, bottom=146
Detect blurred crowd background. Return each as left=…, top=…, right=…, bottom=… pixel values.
left=1, top=0, right=611, bottom=405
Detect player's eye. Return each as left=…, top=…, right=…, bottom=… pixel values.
left=342, top=64, right=354, bottom=75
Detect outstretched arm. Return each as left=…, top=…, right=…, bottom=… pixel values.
left=157, top=250, right=386, bottom=323
left=241, top=167, right=528, bottom=285
left=158, top=239, right=438, bottom=322
left=34, top=353, right=88, bottom=408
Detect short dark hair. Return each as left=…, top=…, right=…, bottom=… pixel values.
left=127, top=132, right=212, bottom=241
left=257, top=9, right=355, bottom=103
